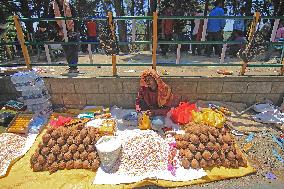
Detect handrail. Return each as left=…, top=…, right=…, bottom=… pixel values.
left=2, top=13, right=284, bottom=76
left=0, top=63, right=283, bottom=67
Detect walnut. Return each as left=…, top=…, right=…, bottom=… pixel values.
left=78, top=144, right=85, bottom=153
left=80, top=151, right=88, bottom=160
left=30, top=153, right=39, bottom=164
left=80, top=128, right=88, bottom=139
left=200, top=159, right=207, bottom=168
left=74, top=160, right=83, bottom=169
left=83, top=136, right=92, bottom=145
left=41, top=147, right=50, bottom=156
left=199, top=126, right=208, bottom=135
left=64, top=152, right=72, bottom=161
left=46, top=127, right=54, bottom=134
left=208, top=134, right=217, bottom=143
left=91, top=159, right=100, bottom=171
left=207, top=160, right=215, bottom=167
left=47, top=154, right=56, bottom=164
left=58, top=161, right=66, bottom=170
left=69, top=144, right=78, bottom=153
left=188, top=144, right=197, bottom=153
left=86, top=145, right=94, bottom=153
left=199, top=134, right=208, bottom=143
left=82, top=160, right=91, bottom=169
left=222, top=143, right=230, bottom=152
left=213, top=143, right=221, bottom=151
left=174, top=134, right=183, bottom=141
left=87, top=152, right=97, bottom=161
left=211, top=128, right=220, bottom=137
left=219, top=151, right=225, bottom=160
left=66, top=160, right=74, bottom=170
left=51, top=144, right=61, bottom=155
left=49, top=162, right=59, bottom=173
left=191, top=159, right=200, bottom=169
left=57, top=137, right=66, bottom=146
left=74, top=135, right=82, bottom=145
left=207, top=142, right=215, bottom=151
left=212, top=151, right=219, bottom=160
left=38, top=142, right=45, bottom=149
left=71, top=129, right=79, bottom=137
left=217, top=135, right=223, bottom=144
left=197, top=143, right=206, bottom=152
left=202, top=150, right=212, bottom=161
left=222, top=133, right=232, bottom=144
left=235, top=150, right=243, bottom=160
left=222, top=159, right=231, bottom=168
left=230, top=160, right=239, bottom=168
left=238, top=160, right=247, bottom=167
left=215, top=159, right=222, bottom=167
left=47, top=139, right=56, bottom=148
left=227, top=151, right=236, bottom=160
left=51, top=130, right=60, bottom=139
left=179, top=149, right=186, bottom=157
left=62, top=144, right=69, bottom=153
left=189, top=134, right=199, bottom=145
left=66, top=136, right=74, bottom=145
left=32, top=163, right=43, bottom=172
left=181, top=158, right=191, bottom=169
left=57, top=153, right=64, bottom=161
left=37, top=155, right=45, bottom=165
left=73, top=151, right=80, bottom=160
left=195, top=152, right=202, bottom=161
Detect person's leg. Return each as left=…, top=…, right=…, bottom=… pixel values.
left=214, top=31, right=223, bottom=56
left=192, top=34, right=197, bottom=55
left=206, top=32, right=214, bottom=56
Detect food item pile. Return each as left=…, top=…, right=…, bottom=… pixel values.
left=7, top=114, right=32, bottom=134
left=30, top=119, right=101, bottom=173
left=117, top=130, right=169, bottom=176
left=0, top=133, right=27, bottom=175
left=175, top=123, right=247, bottom=169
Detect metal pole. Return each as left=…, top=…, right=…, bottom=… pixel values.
left=13, top=15, right=32, bottom=69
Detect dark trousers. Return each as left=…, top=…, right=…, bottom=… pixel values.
left=206, top=31, right=223, bottom=56
left=61, top=35, right=79, bottom=69
left=192, top=34, right=202, bottom=55
left=160, top=34, right=173, bottom=55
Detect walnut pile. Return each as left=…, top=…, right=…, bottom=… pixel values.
left=175, top=123, right=247, bottom=169
left=30, top=120, right=101, bottom=173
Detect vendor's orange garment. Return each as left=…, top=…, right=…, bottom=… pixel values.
left=135, top=69, right=174, bottom=116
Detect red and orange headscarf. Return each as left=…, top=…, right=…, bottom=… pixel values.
left=140, top=69, right=173, bottom=107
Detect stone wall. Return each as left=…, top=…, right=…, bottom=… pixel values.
left=1, top=76, right=283, bottom=108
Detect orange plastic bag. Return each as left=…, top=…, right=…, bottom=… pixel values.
left=170, top=102, right=197, bottom=125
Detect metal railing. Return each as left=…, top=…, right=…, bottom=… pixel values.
left=1, top=13, right=284, bottom=75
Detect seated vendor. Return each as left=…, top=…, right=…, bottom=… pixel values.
left=135, top=69, right=174, bottom=116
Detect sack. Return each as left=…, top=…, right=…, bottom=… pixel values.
left=192, top=108, right=225, bottom=128
left=170, top=102, right=197, bottom=125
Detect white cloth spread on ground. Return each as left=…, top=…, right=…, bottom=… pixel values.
left=93, top=129, right=207, bottom=184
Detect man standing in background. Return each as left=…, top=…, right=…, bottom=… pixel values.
left=206, top=0, right=226, bottom=58
left=160, top=5, right=174, bottom=56
left=192, top=10, right=204, bottom=55
left=233, top=7, right=246, bottom=37
left=49, top=0, right=79, bottom=74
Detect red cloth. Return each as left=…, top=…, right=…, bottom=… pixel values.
left=86, top=21, right=97, bottom=37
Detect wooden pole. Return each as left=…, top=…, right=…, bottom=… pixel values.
left=88, top=44, right=93, bottom=64
left=240, top=12, right=260, bottom=75
left=44, top=44, right=52, bottom=64
left=219, top=44, right=227, bottom=64
left=13, top=15, right=32, bottom=70
left=152, top=11, right=158, bottom=70
left=108, top=12, right=117, bottom=76
left=176, top=44, right=181, bottom=64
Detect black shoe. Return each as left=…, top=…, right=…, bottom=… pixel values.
left=68, top=68, right=79, bottom=74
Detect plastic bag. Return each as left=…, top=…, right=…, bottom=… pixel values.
left=192, top=108, right=225, bottom=128
left=170, top=102, right=197, bottom=125
left=138, top=113, right=151, bottom=130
